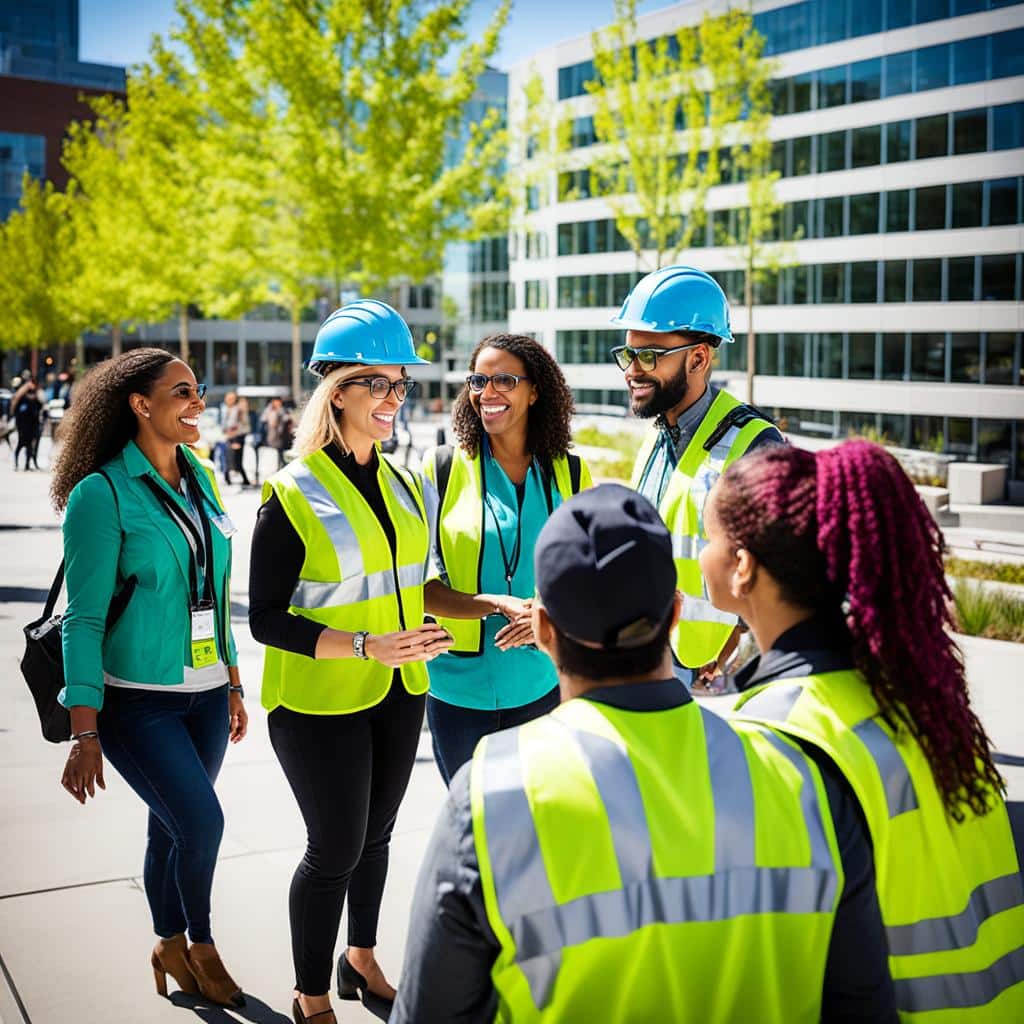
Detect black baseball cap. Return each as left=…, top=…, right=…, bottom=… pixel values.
left=534, top=483, right=676, bottom=649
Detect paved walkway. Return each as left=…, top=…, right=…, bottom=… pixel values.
left=0, top=430, right=1021, bottom=1023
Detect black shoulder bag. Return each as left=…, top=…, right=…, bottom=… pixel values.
left=21, top=471, right=137, bottom=743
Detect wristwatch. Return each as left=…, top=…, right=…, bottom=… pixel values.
left=352, top=630, right=370, bottom=660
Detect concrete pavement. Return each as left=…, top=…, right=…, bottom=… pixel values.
left=1, top=429, right=1022, bottom=1024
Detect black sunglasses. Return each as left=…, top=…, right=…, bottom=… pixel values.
left=340, top=376, right=416, bottom=401
left=610, top=342, right=703, bottom=372
left=465, top=372, right=531, bottom=393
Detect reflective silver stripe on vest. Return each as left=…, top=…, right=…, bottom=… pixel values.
left=893, top=943, right=1024, bottom=1013
left=291, top=561, right=426, bottom=609
left=552, top=718, right=652, bottom=886
left=702, top=708, right=755, bottom=867
left=384, top=465, right=423, bottom=522
left=886, top=872, right=1024, bottom=957
left=481, top=728, right=561, bottom=1008
left=672, top=533, right=708, bottom=561
left=289, top=462, right=364, bottom=576
left=421, top=473, right=440, bottom=576
left=689, top=424, right=741, bottom=534
left=760, top=731, right=837, bottom=881
left=853, top=719, right=918, bottom=818
left=738, top=682, right=805, bottom=723
left=679, top=595, right=737, bottom=625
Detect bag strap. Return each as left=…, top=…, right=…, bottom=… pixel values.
left=702, top=404, right=774, bottom=453
left=434, top=444, right=455, bottom=509
left=567, top=452, right=582, bottom=494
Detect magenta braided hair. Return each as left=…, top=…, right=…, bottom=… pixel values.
left=717, top=440, right=1002, bottom=820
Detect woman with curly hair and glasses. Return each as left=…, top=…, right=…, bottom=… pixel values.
left=421, top=333, right=592, bottom=785
left=700, top=439, right=1024, bottom=1019
left=51, top=348, right=247, bottom=1009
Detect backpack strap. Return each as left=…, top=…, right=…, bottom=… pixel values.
left=703, top=404, right=775, bottom=453
left=567, top=452, right=583, bottom=494
left=434, top=443, right=455, bottom=509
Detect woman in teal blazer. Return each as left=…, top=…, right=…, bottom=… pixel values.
left=52, top=349, right=247, bottom=1009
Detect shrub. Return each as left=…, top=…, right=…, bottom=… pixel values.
left=952, top=579, right=1024, bottom=643
left=945, top=558, right=1024, bottom=586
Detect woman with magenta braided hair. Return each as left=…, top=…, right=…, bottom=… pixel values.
left=700, top=439, right=1023, bottom=1020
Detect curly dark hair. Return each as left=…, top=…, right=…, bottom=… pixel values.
left=50, top=348, right=178, bottom=511
left=452, top=334, right=575, bottom=462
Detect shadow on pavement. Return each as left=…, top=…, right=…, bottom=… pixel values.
left=169, top=991, right=291, bottom=1023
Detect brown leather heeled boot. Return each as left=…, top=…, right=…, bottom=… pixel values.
left=186, top=941, right=245, bottom=1008
left=151, top=934, right=200, bottom=998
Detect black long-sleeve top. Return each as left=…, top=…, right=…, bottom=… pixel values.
left=392, top=656, right=898, bottom=1023
left=248, top=444, right=396, bottom=656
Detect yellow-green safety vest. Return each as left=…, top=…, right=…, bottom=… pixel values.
left=733, top=671, right=1024, bottom=1020
left=422, top=446, right=591, bottom=655
left=259, top=447, right=432, bottom=714
left=631, top=389, right=775, bottom=670
left=470, top=696, right=842, bottom=1022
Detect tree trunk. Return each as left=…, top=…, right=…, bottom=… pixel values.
left=291, top=305, right=302, bottom=404
left=745, top=254, right=755, bottom=406
left=74, top=334, right=85, bottom=370
left=111, top=322, right=123, bottom=358
left=178, top=305, right=190, bottom=366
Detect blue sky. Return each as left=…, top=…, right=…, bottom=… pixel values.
left=79, top=0, right=671, bottom=71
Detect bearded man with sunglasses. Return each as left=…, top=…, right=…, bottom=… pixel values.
left=611, top=266, right=783, bottom=688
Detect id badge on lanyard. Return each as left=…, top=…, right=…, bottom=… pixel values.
left=190, top=603, right=218, bottom=668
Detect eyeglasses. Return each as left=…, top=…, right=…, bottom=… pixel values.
left=171, top=383, right=208, bottom=400
left=341, top=376, right=416, bottom=401
left=610, top=342, right=703, bottom=372
left=465, top=372, right=531, bottom=393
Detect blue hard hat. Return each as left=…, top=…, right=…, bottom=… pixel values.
left=610, top=265, right=733, bottom=343
left=308, top=300, right=430, bottom=377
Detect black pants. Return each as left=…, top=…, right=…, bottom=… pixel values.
left=225, top=442, right=249, bottom=486
left=268, top=680, right=426, bottom=995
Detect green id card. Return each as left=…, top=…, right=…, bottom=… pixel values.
left=190, top=607, right=217, bottom=668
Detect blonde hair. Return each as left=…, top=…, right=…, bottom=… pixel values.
left=291, top=364, right=370, bottom=458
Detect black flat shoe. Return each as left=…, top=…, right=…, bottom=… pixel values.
left=337, top=953, right=394, bottom=1021
left=291, top=999, right=336, bottom=1023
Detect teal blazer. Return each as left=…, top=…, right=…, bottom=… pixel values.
left=60, top=441, right=238, bottom=710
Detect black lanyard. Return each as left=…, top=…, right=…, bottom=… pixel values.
left=480, top=454, right=532, bottom=595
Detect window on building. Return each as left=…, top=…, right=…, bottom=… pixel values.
left=992, top=27, right=1024, bottom=79
left=947, top=417, right=975, bottom=459
left=950, top=334, right=982, bottom=383
left=822, top=196, right=845, bottom=237
left=915, top=114, right=948, bottom=159
left=781, top=333, right=807, bottom=376
left=948, top=256, right=977, bottom=301
left=952, top=181, right=983, bottom=228
left=213, top=342, right=237, bottom=387
left=916, top=0, right=950, bottom=24
left=884, top=51, right=914, bottom=97
left=988, top=177, right=1019, bottom=226
left=886, top=0, right=913, bottom=30
left=850, top=57, right=882, bottom=103
left=953, top=36, right=988, bottom=86
left=851, top=0, right=884, bottom=36
left=791, top=72, right=815, bottom=113
left=915, top=43, right=950, bottom=92
left=978, top=420, right=1012, bottom=467
left=993, top=102, right=1024, bottom=151
left=818, top=64, right=847, bottom=107
left=785, top=199, right=812, bottom=240
left=887, top=189, right=911, bottom=232
left=882, top=334, right=907, bottom=380
left=886, top=120, right=912, bottom=163
left=910, top=334, right=946, bottom=381
left=813, top=333, right=843, bottom=378
left=914, top=259, right=943, bottom=301
left=850, top=262, right=879, bottom=302
left=851, top=125, right=881, bottom=168
left=848, top=334, right=877, bottom=378
left=915, top=185, right=947, bottom=231
left=792, top=135, right=813, bottom=175
left=954, top=108, right=987, bottom=155
left=885, top=260, right=908, bottom=302
left=910, top=415, right=945, bottom=452
left=985, top=333, right=1017, bottom=385
left=757, top=334, right=780, bottom=375
left=849, top=192, right=880, bottom=235
left=819, top=130, right=847, bottom=173
left=0, top=132, right=46, bottom=219
left=524, top=280, right=548, bottom=310
left=818, top=263, right=845, bottom=303
left=981, top=254, right=1017, bottom=300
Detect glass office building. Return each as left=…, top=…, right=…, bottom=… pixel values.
left=507, top=0, right=1024, bottom=483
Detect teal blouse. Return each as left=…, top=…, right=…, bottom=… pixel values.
left=427, top=443, right=560, bottom=710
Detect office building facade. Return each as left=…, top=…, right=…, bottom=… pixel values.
left=507, top=0, right=1024, bottom=483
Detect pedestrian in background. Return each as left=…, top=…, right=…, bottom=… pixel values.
left=421, top=333, right=591, bottom=786
left=394, top=484, right=896, bottom=1023
left=51, top=348, right=247, bottom=1009
left=611, top=266, right=782, bottom=690
left=249, top=301, right=452, bottom=1024
left=221, top=391, right=251, bottom=487
left=712, top=440, right=1024, bottom=1019
left=261, top=395, right=294, bottom=470
left=13, top=380, right=44, bottom=470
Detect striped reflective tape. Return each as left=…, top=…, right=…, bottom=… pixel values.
left=852, top=719, right=918, bottom=818
left=738, top=682, right=804, bottom=723
left=893, top=944, right=1024, bottom=1013
left=671, top=533, right=709, bottom=561
left=703, top=708, right=756, bottom=868
left=678, top=595, right=737, bottom=625
left=289, top=462, right=363, bottom=576
left=291, top=561, right=426, bottom=609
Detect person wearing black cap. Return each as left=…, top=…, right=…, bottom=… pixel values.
left=392, top=485, right=896, bottom=1023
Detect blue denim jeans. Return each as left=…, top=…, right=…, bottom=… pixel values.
left=98, top=684, right=229, bottom=943
left=427, top=686, right=560, bottom=787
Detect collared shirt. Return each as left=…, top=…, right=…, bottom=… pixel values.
left=391, top=673, right=897, bottom=1024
